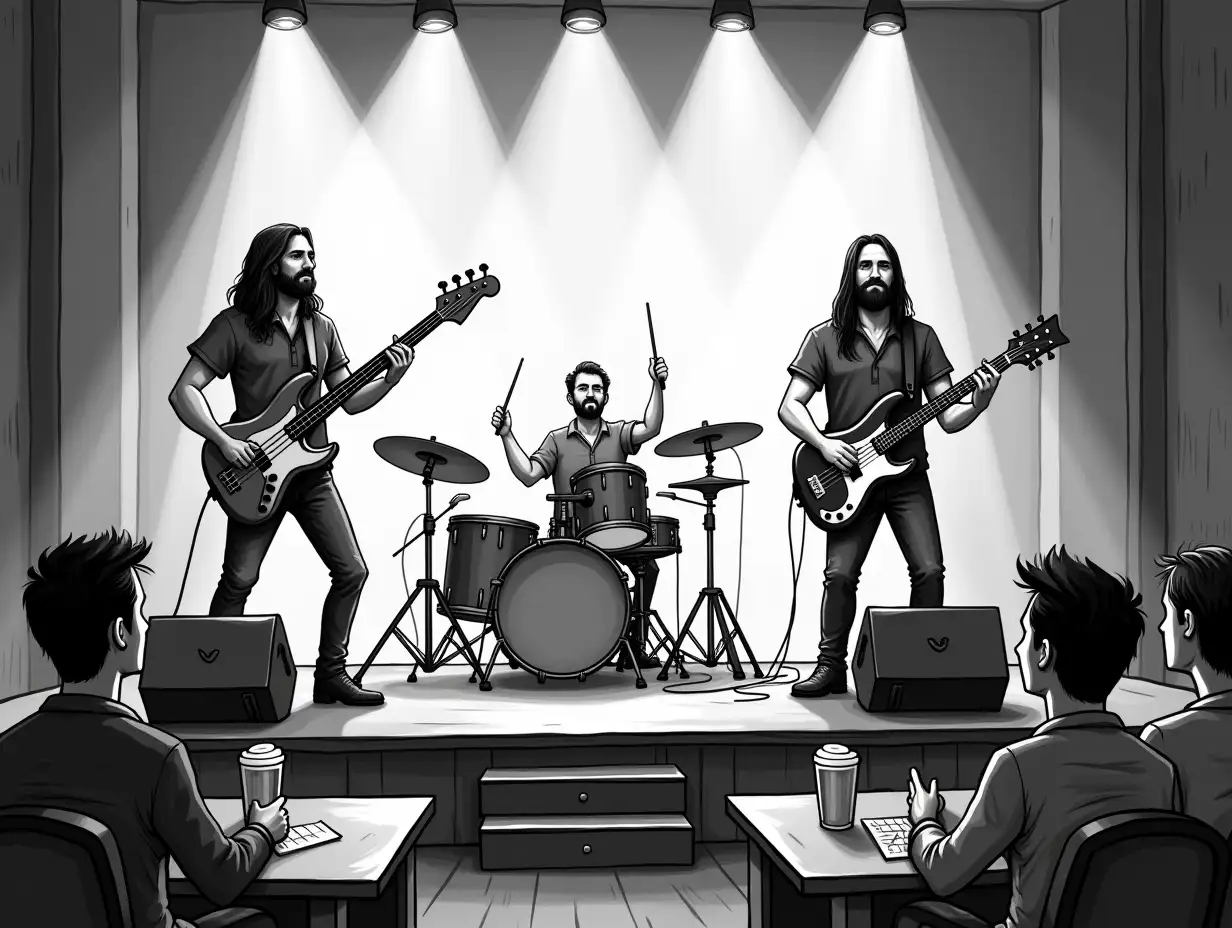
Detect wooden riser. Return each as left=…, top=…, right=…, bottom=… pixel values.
left=480, top=814, right=694, bottom=870
left=480, top=764, right=686, bottom=815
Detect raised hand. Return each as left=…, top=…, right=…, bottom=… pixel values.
left=492, top=406, right=512, bottom=437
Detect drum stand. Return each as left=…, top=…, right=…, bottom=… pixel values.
left=354, top=457, right=485, bottom=685
left=615, top=558, right=686, bottom=674
left=656, top=443, right=764, bottom=682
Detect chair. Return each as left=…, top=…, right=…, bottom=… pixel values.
left=896, top=810, right=1231, bottom=928
left=0, top=806, right=275, bottom=928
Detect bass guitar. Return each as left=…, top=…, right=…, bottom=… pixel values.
left=792, top=313, right=1068, bottom=530
left=203, top=265, right=500, bottom=524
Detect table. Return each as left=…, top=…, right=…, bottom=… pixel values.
left=727, top=791, right=1008, bottom=928
left=170, top=797, right=434, bottom=928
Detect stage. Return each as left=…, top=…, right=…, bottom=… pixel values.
left=0, top=663, right=1192, bottom=846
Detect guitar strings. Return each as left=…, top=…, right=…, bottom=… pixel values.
left=217, top=292, right=481, bottom=494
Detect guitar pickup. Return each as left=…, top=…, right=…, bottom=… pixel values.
left=808, top=475, right=824, bottom=498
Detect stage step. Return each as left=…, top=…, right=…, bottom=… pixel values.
left=479, top=814, right=694, bottom=870
left=479, top=764, right=686, bottom=816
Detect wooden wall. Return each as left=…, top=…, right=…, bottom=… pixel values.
left=0, top=0, right=31, bottom=698
left=187, top=739, right=1014, bottom=846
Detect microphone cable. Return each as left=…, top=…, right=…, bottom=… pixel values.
left=398, top=515, right=425, bottom=656
left=661, top=448, right=805, bottom=700
left=173, top=491, right=215, bottom=615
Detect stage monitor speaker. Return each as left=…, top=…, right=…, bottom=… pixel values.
left=851, top=607, right=1008, bottom=713
left=138, top=615, right=297, bottom=724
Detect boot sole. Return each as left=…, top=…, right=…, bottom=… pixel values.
left=790, top=682, right=848, bottom=698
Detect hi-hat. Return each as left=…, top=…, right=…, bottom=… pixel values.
left=374, top=436, right=489, bottom=484
left=654, top=421, right=763, bottom=458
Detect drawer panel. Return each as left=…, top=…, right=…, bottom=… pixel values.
left=480, top=765, right=685, bottom=816
left=480, top=815, right=694, bottom=870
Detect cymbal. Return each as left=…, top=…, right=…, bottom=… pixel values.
left=374, top=436, right=490, bottom=485
left=669, top=475, right=749, bottom=494
left=654, top=421, right=763, bottom=458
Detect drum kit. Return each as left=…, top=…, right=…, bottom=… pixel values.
left=351, top=420, right=766, bottom=692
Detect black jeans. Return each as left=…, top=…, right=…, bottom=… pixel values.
left=818, top=472, right=944, bottom=667
left=209, top=468, right=368, bottom=679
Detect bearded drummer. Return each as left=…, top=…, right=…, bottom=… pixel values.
left=492, top=357, right=669, bottom=669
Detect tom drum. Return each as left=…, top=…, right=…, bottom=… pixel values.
left=570, top=462, right=650, bottom=552
left=439, top=515, right=539, bottom=620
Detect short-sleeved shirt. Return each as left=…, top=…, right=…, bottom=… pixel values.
left=788, top=318, right=952, bottom=469
left=531, top=418, right=641, bottom=517
left=1141, top=690, right=1232, bottom=837
left=188, top=307, right=349, bottom=448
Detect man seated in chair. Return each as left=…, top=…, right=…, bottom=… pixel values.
left=1141, top=545, right=1232, bottom=839
left=901, top=547, right=1180, bottom=928
left=0, top=529, right=289, bottom=928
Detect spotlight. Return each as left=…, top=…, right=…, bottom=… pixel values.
left=864, top=0, right=905, bottom=35
left=262, top=0, right=306, bottom=30
left=561, top=0, right=606, bottom=33
left=710, top=0, right=754, bottom=32
left=414, top=0, right=457, bottom=33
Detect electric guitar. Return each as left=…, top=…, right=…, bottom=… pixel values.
left=791, top=313, right=1069, bottom=530
left=202, top=266, right=501, bottom=525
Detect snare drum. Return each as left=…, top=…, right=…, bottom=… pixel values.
left=570, top=463, right=650, bottom=552
left=635, top=514, right=682, bottom=559
left=439, top=515, right=539, bottom=620
left=492, top=538, right=630, bottom=678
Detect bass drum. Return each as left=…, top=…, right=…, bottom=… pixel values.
left=493, top=539, right=630, bottom=678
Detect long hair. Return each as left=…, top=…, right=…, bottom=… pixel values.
left=830, top=233, right=914, bottom=362
left=227, top=223, right=324, bottom=343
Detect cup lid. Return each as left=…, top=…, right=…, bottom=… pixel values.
left=240, top=742, right=283, bottom=763
left=814, top=743, right=858, bottom=766
left=246, top=743, right=278, bottom=755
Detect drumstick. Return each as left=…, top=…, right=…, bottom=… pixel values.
left=497, top=357, right=524, bottom=434
left=646, top=302, right=666, bottom=391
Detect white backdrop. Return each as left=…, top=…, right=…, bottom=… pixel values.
left=137, top=5, right=1042, bottom=671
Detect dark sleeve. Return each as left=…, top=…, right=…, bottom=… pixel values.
left=787, top=328, right=827, bottom=391
left=619, top=420, right=641, bottom=455
left=153, top=744, right=273, bottom=907
left=919, top=325, right=954, bottom=385
left=529, top=432, right=558, bottom=477
left=321, top=315, right=349, bottom=374
left=188, top=313, right=239, bottom=378
left=909, top=748, right=1024, bottom=897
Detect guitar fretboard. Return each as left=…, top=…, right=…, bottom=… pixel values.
left=871, top=352, right=1013, bottom=454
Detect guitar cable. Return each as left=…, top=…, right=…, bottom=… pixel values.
left=661, top=448, right=804, bottom=701
left=173, top=490, right=216, bottom=615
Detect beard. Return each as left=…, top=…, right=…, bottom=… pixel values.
left=572, top=396, right=606, bottom=421
left=856, top=278, right=890, bottom=312
left=273, top=268, right=316, bottom=299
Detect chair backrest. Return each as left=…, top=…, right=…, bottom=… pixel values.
left=0, top=806, right=133, bottom=928
left=1043, top=810, right=1230, bottom=928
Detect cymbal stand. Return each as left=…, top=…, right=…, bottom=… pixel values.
left=656, top=441, right=764, bottom=682
left=354, top=455, right=485, bottom=684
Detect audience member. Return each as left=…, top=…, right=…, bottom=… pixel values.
left=1141, top=544, right=1232, bottom=837
left=0, top=530, right=288, bottom=928
left=903, top=546, right=1179, bottom=928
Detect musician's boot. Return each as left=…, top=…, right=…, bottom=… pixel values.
left=790, top=661, right=847, bottom=698
left=313, top=671, right=385, bottom=706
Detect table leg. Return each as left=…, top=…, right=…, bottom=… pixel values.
left=831, top=894, right=872, bottom=928
left=308, top=899, right=348, bottom=927
left=748, top=841, right=770, bottom=928
left=399, top=849, right=417, bottom=927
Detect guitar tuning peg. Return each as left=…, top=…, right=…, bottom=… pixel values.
left=479, top=263, right=489, bottom=274
left=437, top=280, right=448, bottom=293
left=1047, top=351, right=1055, bottom=360
left=1028, top=362, right=1035, bottom=371
left=1025, top=322, right=1033, bottom=331
left=1037, top=315, right=1044, bottom=323
left=452, top=274, right=462, bottom=286
left=1013, top=329, right=1021, bottom=338
left=465, top=268, right=475, bottom=281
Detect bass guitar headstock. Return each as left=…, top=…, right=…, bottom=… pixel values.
left=1005, top=313, right=1069, bottom=371
left=436, top=264, right=501, bottom=325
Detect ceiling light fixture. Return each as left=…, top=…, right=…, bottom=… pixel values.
left=863, top=0, right=906, bottom=35
left=262, top=0, right=307, bottom=30
left=414, top=0, right=458, bottom=33
left=561, top=0, right=606, bottom=34
left=710, top=0, right=754, bottom=32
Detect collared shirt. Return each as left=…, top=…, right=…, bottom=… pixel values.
left=0, top=693, right=273, bottom=928
left=531, top=417, right=641, bottom=497
left=909, top=710, right=1179, bottom=928
left=788, top=318, right=952, bottom=468
left=188, top=307, right=349, bottom=448
left=1141, top=689, right=1232, bottom=836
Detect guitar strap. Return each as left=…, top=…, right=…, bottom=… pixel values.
left=302, top=312, right=321, bottom=400
left=901, top=317, right=917, bottom=399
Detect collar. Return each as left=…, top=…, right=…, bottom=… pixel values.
left=39, top=692, right=141, bottom=722
left=566, top=418, right=610, bottom=439
left=1033, top=709, right=1124, bottom=736
left=1188, top=690, right=1232, bottom=711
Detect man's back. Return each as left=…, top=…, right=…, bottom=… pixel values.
left=912, top=712, right=1178, bottom=928
left=1142, top=692, right=1232, bottom=837
left=0, top=694, right=271, bottom=928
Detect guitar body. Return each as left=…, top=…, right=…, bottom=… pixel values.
left=792, top=392, right=914, bottom=531
left=202, top=371, right=339, bottom=525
